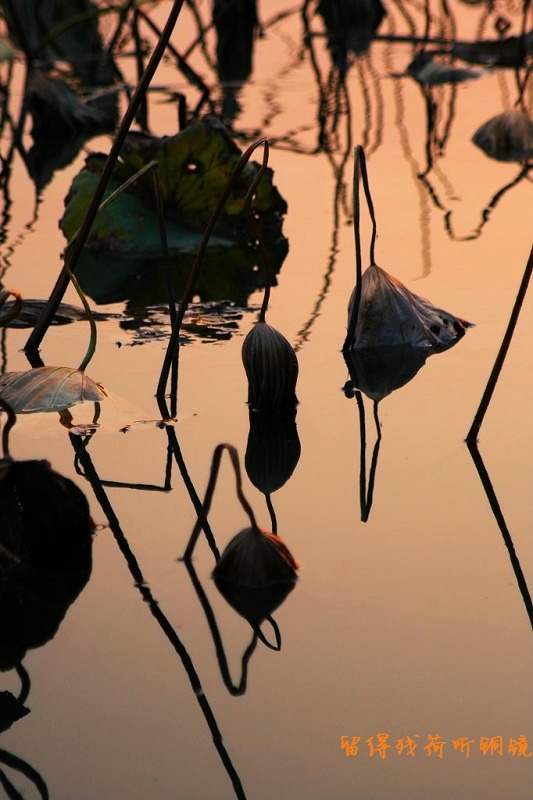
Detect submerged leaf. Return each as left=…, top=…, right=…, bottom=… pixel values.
left=472, top=110, right=533, bottom=162
left=347, top=264, right=473, bottom=350
left=0, top=366, right=106, bottom=413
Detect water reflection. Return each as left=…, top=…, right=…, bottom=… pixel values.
left=70, top=432, right=249, bottom=799
left=0, top=455, right=94, bottom=666
left=214, top=0, right=259, bottom=123
left=467, top=442, right=533, bottom=631
left=343, top=345, right=426, bottom=521
left=245, top=409, right=301, bottom=533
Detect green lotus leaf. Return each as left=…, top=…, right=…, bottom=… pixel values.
left=0, top=366, right=107, bottom=413
left=60, top=117, right=287, bottom=251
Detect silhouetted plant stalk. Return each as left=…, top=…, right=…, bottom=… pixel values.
left=466, top=441, right=533, bottom=630
left=0, top=289, right=22, bottom=326
left=0, top=397, right=16, bottom=460
left=241, top=142, right=299, bottom=413
left=69, top=434, right=248, bottom=800
left=466, top=245, right=533, bottom=442
left=156, top=137, right=272, bottom=403
left=24, top=0, right=186, bottom=353
left=343, top=144, right=377, bottom=351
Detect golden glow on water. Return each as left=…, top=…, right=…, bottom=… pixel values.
left=0, top=2, right=531, bottom=799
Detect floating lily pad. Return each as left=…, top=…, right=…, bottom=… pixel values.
left=60, top=117, right=287, bottom=252
left=0, top=366, right=107, bottom=413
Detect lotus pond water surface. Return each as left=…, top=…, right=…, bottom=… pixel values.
left=0, top=2, right=532, bottom=799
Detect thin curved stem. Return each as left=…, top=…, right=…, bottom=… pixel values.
left=24, top=0, right=186, bottom=353
left=183, top=444, right=258, bottom=560
left=156, top=138, right=269, bottom=400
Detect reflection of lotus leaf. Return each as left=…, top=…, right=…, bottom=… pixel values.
left=472, top=110, right=533, bottom=162
left=347, top=264, right=473, bottom=350
left=344, top=347, right=429, bottom=402
left=0, top=366, right=107, bottom=413
left=75, top=238, right=288, bottom=309
left=60, top=117, right=287, bottom=251
left=0, top=459, right=93, bottom=668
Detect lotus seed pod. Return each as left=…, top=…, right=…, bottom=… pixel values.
left=212, top=526, right=298, bottom=588
left=212, top=526, right=298, bottom=625
left=242, top=321, right=298, bottom=412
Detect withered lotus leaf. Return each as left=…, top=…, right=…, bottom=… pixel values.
left=347, top=264, right=472, bottom=350
left=0, top=366, right=106, bottom=413
left=242, top=321, right=299, bottom=412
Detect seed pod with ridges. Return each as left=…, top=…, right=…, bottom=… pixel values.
left=212, top=526, right=298, bottom=588
left=241, top=321, right=298, bottom=413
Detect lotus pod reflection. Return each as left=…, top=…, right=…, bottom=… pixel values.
left=245, top=410, right=301, bottom=494
left=213, top=526, right=298, bottom=624
left=347, top=264, right=473, bottom=351
left=242, top=321, right=298, bottom=412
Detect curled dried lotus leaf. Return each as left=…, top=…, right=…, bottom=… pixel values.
left=213, top=526, right=298, bottom=588
left=242, top=321, right=298, bottom=412
left=347, top=264, right=473, bottom=350
left=0, top=366, right=107, bottom=413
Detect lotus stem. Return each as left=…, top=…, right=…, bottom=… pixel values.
left=183, top=444, right=259, bottom=561
left=0, top=289, right=22, bottom=326
left=0, top=396, right=17, bottom=459
left=24, top=0, right=186, bottom=353
left=156, top=137, right=270, bottom=401
left=343, top=145, right=378, bottom=351
left=243, top=140, right=270, bottom=322
left=466, top=244, right=533, bottom=442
